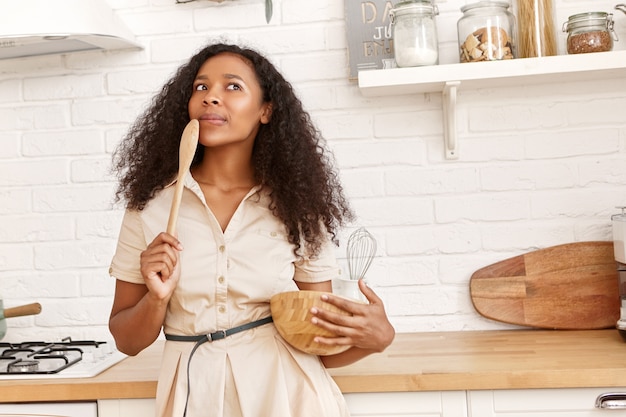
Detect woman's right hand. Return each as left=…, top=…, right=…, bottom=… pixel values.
left=110, top=232, right=184, bottom=356
left=140, top=232, right=183, bottom=301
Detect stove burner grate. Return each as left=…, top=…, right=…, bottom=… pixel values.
left=0, top=337, right=94, bottom=375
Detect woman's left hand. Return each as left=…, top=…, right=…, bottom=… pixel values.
left=310, top=279, right=395, bottom=353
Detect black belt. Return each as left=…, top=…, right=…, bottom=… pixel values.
left=164, top=316, right=273, bottom=417
left=165, top=316, right=273, bottom=344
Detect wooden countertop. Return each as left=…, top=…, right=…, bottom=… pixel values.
left=2, top=329, right=626, bottom=403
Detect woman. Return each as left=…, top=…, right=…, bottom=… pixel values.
left=108, top=42, right=395, bottom=417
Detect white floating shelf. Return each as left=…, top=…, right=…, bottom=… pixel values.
left=358, top=50, right=626, bottom=96
left=358, top=51, right=626, bottom=159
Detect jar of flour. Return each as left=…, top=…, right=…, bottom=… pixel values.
left=390, top=0, right=440, bottom=67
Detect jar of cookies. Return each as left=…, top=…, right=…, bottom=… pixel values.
left=562, top=12, right=616, bottom=54
left=458, top=1, right=516, bottom=63
left=390, top=0, right=440, bottom=67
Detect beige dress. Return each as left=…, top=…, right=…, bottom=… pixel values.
left=109, top=172, right=350, bottom=417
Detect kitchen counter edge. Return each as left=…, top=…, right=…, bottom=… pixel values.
left=1, top=329, right=625, bottom=403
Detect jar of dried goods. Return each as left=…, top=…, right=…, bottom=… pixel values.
left=390, top=0, right=440, bottom=67
left=562, top=12, right=617, bottom=54
left=514, top=0, right=557, bottom=57
left=458, top=1, right=516, bottom=63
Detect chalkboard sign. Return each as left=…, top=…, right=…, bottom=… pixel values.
left=345, top=0, right=396, bottom=80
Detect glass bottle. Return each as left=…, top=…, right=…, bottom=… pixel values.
left=612, top=207, right=626, bottom=341
left=514, top=0, right=557, bottom=57
left=562, top=12, right=617, bottom=54
left=457, top=1, right=516, bottom=63
left=390, top=0, right=439, bottom=67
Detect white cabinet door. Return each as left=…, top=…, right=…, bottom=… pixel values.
left=98, top=388, right=626, bottom=416
left=344, top=391, right=467, bottom=417
left=98, top=392, right=468, bottom=417
left=468, top=388, right=626, bottom=416
left=98, top=399, right=155, bottom=417
left=0, top=402, right=97, bottom=417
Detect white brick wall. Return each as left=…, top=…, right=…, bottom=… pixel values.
left=1, top=0, right=626, bottom=342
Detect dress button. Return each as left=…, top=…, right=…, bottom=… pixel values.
left=218, top=306, right=226, bottom=314
left=270, top=231, right=277, bottom=237
left=218, top=276, right=225, bottom=284
left=218, top=245, right=225, bottom=252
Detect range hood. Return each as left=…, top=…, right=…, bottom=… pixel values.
left=0, top=0, right=141, bottom=60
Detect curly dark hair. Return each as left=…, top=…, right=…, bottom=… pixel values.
left=112, top=42, right=354, bottom=257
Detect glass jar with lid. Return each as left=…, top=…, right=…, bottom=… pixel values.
left=390, top=0, right=439, bottom=67
left=562, top=12, right=617, bottom=54
left=457, top=1, right=516, bottom=63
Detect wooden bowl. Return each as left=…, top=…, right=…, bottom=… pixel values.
left=270, top=290, right=352, bottom=356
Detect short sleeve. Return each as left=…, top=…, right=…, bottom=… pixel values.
left=293, top=237, right=342, bottom=284
left=109, top=209, right=147, bottom=285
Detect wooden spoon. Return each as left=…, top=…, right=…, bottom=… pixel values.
left=166, top=119, right=199, bottom=235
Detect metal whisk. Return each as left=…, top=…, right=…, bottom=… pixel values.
left=346, top=227, right=377, bottom=280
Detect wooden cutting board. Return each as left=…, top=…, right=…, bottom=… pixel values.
left=470, top=241, right=620, bottom=329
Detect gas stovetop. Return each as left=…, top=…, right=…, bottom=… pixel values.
left=0, top=337, right=126, bottom=379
